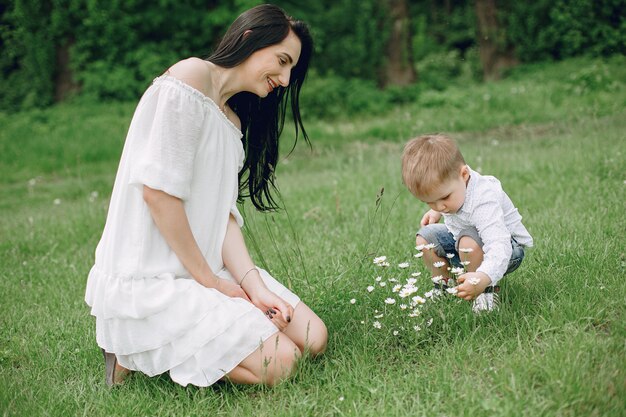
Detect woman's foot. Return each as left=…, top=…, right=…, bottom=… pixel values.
left=102, top=349, right=131, bottom=386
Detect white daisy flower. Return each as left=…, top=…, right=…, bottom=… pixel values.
left=425, top=289, right=442, bottom=299
left=450, top=267, right=465, bottom=275
left=379, top=261, right=390, bottom=267
left=367, top=285, right=375, bottom=293
left=411, top=272, right=421, bottom=277
left=350, top=298, right=356, bottom=304
left=426, top=318, right=433, bottom=327
left=413, top=325, right=421, bottom=332
left=407, top=278, right=418, bottom=285
left=433, top=261, right=446, bottom=268
left=446, top=287, right=458, bottom=295
left=384, top=298, right=396, bottom=305
left=412, top=295, right=426, bottom=305
left=408, top=309, right=421, bottom=318
left=388, top=278, right=398, bottom=282
left=393, top=330, right=399, bottom=336
left=375, top=276, right=382, bottom=282
left=374, top=313, right=384, bottom=319
left=415, top=244, right=425, bottom=251
left=398, top=262, right=410, bottom=269
left=431, top=275, right=443, bottom=284
left=446, top=253, right=455, bottom=259
left=414, top=252, right=423, bottom=258
left=399, top=286, right=417, bottom=298
left=392, top=284, right=402, bottom=293
left=379, top=282, right=387, bottom=287
left=399, top=304, right=408, bottom=310
left=468, top=277, right=481, bottom=285
left=459, top=247, right=474, bottom=253
left=373, top=256, right=387, bottom=265
left=373, top=321, right=382, bottom=329
left=424, top=243, right=436, bottom=250
left=460, top=260, right=471, bottom=266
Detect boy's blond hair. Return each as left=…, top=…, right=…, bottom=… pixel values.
left=401, top=134, right=466, bottom=196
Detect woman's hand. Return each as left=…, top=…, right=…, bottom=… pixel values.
left=420, top=209, right=442, bottom=226
left=249, top=286, right=294, bottom=331
left=214, top=278, right=251, bottom=302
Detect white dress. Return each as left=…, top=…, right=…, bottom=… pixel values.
left=85, top=75, right=300, bottom=387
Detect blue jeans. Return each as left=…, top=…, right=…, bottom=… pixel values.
left=417, top=224, right=525, bottom=276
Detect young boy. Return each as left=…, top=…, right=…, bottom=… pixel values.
left=401, top=134, right=533, bottom=312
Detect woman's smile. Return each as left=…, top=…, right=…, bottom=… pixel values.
left=267, top=77, right=278, bottom=92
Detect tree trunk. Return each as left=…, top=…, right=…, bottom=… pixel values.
left=54, top=38, right=80, bottom=102
left=380, top=0, right=416, bottom=87
left=475, top=0, right=517, bottom=81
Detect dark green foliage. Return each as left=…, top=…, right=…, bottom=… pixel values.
left=295, top=0, right=389, bottom=81
left=505, top=0, right=626, bottom=61
left=299, top=73, right=390, bottom=119
left=1, top=0, right=624, bottom=112
left=0, top=0, right=57, bottom=109
left=0, top=0, right=247, bottom=109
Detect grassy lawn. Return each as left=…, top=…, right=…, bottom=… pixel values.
left=1, top=56, right=625, bottom=416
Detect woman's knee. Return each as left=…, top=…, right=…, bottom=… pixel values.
left=286, top=304, right=328, bottom=356
left=306, top=316, right=328, bottom=356
left=262, top=333, right=300, bottom=385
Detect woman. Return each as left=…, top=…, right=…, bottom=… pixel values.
left=85, top=4, right=327, bottom=387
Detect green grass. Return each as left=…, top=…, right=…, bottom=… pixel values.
left=1, top=56, right=625, bottom=416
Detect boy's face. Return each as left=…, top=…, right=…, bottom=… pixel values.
left=416, top=165, right=470, bottom=214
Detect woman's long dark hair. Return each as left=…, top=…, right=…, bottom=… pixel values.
left=207, top=4, right=313, bottom=211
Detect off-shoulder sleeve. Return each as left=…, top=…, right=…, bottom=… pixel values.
left=230, top=204, right=244, bottom=227
left=128, top=82, right=206, bottom=200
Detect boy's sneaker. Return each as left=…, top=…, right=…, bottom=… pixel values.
left=472, top=286, right=500, bottom=313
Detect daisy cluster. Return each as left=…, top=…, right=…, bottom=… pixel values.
left=358, top=252, right=436, bottom=335
left=352, top=245, right=476, bottom=336
left=426, top=246, right=474, bottom=294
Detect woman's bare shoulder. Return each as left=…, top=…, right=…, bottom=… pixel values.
left=165, top=58, right=211, bottom=95
left=226, top=106, right=242, bottom=131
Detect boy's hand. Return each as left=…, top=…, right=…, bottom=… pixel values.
left=420, top=209, right=442, bottom=226
left=455, top=272, right=491, bottom=300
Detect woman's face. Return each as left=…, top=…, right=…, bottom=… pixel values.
left=240, top=30, right=302, bottom=97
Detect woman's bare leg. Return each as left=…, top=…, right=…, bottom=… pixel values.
left=225, top=331, right=300, bottom=386
left=282, top=302, right=328, bottom=356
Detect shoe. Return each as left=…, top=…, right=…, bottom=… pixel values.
left=472, top=286, right=500, bottom=313
left=101, top=348, right=122, bottom=386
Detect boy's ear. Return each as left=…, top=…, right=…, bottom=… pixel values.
left=460, top=164, right=470, bottom=180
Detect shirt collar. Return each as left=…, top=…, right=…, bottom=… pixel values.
left=458, top=166, right=477, bottom=214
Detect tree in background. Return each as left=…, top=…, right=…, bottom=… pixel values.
left=379, top=0, right=416, bottom=87
left=474, top=0, right=517, bottom=80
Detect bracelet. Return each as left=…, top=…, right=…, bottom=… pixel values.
left=238, top=267, right=258, bottom=286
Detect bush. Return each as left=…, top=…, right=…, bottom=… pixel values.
left=506, top=0, right=626, bottom=61
left=416, top=49, right=481, bottom=91
left=300, top=73, right=391, bottom=119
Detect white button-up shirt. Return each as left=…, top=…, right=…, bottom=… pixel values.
left=443, top=168, right=533, bottom=285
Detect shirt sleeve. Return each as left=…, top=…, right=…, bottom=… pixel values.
left=472, top=191, right=512, bottom=286
left=128, top=83, right=205, bottom=200
left=230, top=204, right=244, bottom=227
